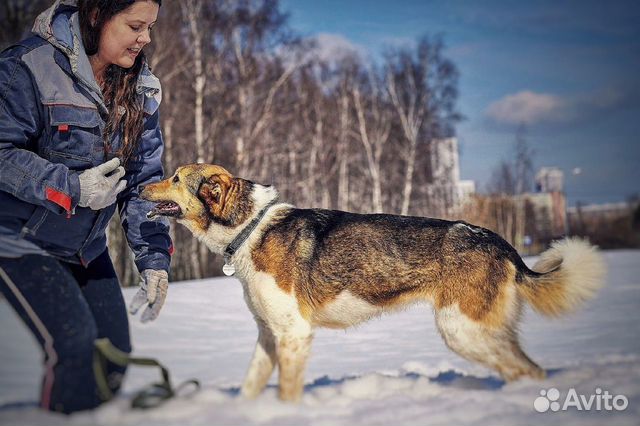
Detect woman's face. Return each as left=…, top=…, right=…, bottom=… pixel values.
left=95, top=1, right=159, bottom=70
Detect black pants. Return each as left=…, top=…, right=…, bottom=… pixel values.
left=0, top=250, right=131, bottom=413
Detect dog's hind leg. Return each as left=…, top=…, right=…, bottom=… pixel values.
left=434, top=287, right=545, bottom=382
left=241, top=322, right=277, bottom=399
left=275, top=330, right=313, bottom=402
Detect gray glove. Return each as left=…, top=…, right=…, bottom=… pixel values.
left=129, top=269, right=169, bottom=323
left=77, top=158, right=127, bottom=210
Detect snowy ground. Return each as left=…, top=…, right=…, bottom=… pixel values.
left=0, top=250, right=639, bottom=426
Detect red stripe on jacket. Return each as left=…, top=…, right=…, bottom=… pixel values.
left=45, top=187, right=72, bottom=218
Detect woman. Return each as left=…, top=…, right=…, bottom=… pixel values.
left=0, top=0, right=172, bottom=413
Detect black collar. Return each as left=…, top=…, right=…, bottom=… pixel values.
left=223, top=199, right=279, bottom=264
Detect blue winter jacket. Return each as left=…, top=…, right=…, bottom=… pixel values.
left=0, top=1, right=172, bottom=272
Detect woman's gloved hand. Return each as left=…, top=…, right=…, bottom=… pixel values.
left=77, top=158, right=127, bottom=210
left=128, top=269, right=169, bottom=323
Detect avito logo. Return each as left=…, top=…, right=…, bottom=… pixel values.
left=534, top=387, right=629, bottom=413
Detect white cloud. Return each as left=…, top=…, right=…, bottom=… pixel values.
left=486, top=90, right=565, bottom=125
left=310, top=33, right=367, bottom=64
left=485, top=88, right=632, bottom=127
left=276, top=33, right=368, bottom=74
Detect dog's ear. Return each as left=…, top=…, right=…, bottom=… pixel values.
left=196, top=174, right=254, bottom=226
left=197, top=176, right=224, bottom=209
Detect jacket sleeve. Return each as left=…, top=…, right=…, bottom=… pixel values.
left=117, top=108, right=172, bottom=274
left=0, top=50, right=81, bottom=216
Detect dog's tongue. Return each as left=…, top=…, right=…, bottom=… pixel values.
left=147, top=201, right=180, bottom=219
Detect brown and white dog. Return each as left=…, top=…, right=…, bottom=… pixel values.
left=140, top=164, right=605, bottom=402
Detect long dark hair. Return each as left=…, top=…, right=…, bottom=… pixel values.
left=78, top=0, right=162, bottom=163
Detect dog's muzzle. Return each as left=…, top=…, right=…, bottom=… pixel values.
left=147, top=201, right=182, bottom=219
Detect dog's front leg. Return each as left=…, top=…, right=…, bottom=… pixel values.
left=241, top=323, right=277, bottom=399
left=276, top=331, right=313, bottom=402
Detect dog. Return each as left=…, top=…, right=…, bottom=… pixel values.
left=140, top=164, right=605, bottom=402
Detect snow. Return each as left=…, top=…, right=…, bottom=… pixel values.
left=1, top=250, right=639, bottom=425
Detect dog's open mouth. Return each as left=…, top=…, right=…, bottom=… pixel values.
left=147, top=201, right=182, bottom=219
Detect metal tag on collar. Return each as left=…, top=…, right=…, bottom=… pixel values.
left=222, top=254, right=235, bottom=276
left=222, top=262, right=236, bottom=276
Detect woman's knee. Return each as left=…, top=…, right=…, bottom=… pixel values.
left=54, top=319, right=99, bottom=361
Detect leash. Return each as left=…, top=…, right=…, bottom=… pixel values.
left=93, top=338, right=200, bottom=409
left=222, top=198, right=279, bottom=276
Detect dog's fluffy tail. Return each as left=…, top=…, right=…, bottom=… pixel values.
left=517, top=238, right=606, bottom=317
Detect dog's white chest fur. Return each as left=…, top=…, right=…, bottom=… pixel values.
left=241, top=271, right=311, bottom=336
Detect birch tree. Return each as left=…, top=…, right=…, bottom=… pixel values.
left=181, top=0, right=207, bottom=165
left=385, top=37, right=460, bottom=216
left=352, top=67, right=391, bottom=213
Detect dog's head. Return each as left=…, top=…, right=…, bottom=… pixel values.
left=140, top=164, right=258, bottom=234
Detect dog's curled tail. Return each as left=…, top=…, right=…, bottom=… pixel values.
left=517, top=238, right=606, bottom=317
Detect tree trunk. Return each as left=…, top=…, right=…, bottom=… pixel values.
left=337, top=90, right=350, bottom=211
left=400, top=138, right=417, bottom=216
left=353, top=87, right=383, bottom=213
left=183, top=0, right=206, bottom=164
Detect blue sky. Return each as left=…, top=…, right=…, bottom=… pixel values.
left=279, top=0, right=640, bottom=206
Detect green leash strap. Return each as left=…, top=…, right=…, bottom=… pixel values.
left=93, top=338, right=200, bottom=409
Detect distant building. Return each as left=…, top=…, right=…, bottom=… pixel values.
left=567, top=202, right=633, bottom=228
left=567, top=202, right=632, bottom=217
left=521, top=167, right=568, bottom=244
left=524, top=192, right=567, bottom=240
left=431, top=138, right=460, bottom=186
left=535, top=167, right=564, bottom=193
left=458, top=180, right=476, bottom=203
left=428, top=137, right=475, bottom=215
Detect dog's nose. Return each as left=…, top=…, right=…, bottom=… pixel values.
left=138, top=184, right=146, bottom=193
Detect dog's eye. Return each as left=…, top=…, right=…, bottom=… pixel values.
left=172, top=175, right=179, bottom=183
